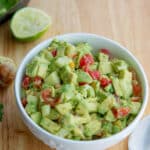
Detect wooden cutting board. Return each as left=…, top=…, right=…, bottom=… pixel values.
left=0, top=0, right=150, bottom=150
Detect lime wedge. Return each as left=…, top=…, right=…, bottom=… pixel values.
left=10, top=7, right=51, bottom=41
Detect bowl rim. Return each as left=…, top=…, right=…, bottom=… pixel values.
left=15, top=32, right=149, bottom=144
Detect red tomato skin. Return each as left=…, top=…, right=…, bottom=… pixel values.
left=51, top=50, right=57, bottom=57
left=22, top=76, right=31, bottom=89
left=79, top=54, right=94, bottom=68
left=79, top=82, right=88, bottom=86
left=41, top=89, right=51, bottom=102
left=33, top=76, right=43, bottom=88
left=88, top=70, right=100, bottom=80
left=132, top=83, right=142, bottom=96
left=100, top=49, right=110, bottom=55
left=49, top=98, right=61, bottom=108
left=112, top=107, right=130, bottom=118
left=100, top=77, right=111, bottom=88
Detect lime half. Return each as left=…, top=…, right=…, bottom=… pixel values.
left=10, top=7, right=51, bottom=41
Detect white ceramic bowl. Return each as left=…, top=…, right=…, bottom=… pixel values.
left=15, top=33, right=149, bottom=150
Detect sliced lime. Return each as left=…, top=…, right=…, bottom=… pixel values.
left=10, top=7, right=51, bottom=41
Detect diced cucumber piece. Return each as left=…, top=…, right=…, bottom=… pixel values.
left=84, top=120, right=101, bottom=137
left=31, top=112, right=42, bottom=124
left=55, top=56, right=71, bottom=67
left=41, top=105, right=51, bottom=117
left=98, top=52, right=109, bottom=62
left=56, top=103, right=73, bottom=115
left=45, top=71, right=60, bottom=86
left=76, top=70, right=92, bottom=83
left=49, top=109, right=60, bottom=120
left=37, top=63, right=48, bottom=79
left=105, top=110, right=116, bottom=122
left=130, top=102, right=141, bottom=115
left=98, top=95, right=116, bottom=114
left=27, top=95, right=38, bottom=105
left=40, top=118, right=60, bottom=133
left=56, top=128, right=70, bottom=138
left=25, top=104, right=37, bottom=115
left=112, top=59, right=128, bottom=72
left=99, top=62, right=113, bottom=74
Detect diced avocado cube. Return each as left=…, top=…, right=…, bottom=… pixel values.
left=98, top=52, right=109, bottom=62
left=98, top=95, right=116, bottom=114
left=60, top=66, right=77, bottom=84
left=49, top=109, right=60, bottom=120
left=102, top=121, right=113, bottom=134
left=73, top=126, right=85, bottom=140
left=39, top=49, right=53, bottom=61
left=76, top=43, right=92, bottom=54
left=65, top=44, right=77, bottom=57
left=84, top=120, right=101, bottom=137
left=26, top=59, right=39, bottom=77
left=62, top=114, right=76, bottom=131
left=56, top=103, right=73, bottom=115
left=31, top=112, right=42, bottom=124
left=45, top=71, right=60, bottom=86
left=76, top=101, right=89, bottom=115
left=89, top=62, right=98, bottom=70
left=112, top=120, right=122, bottom=134
left=85, top=102, right=98, bottom=113
left=56, top=128, right=70, bottom=138
left=57, top=46, right=66, bottom=57
left=119, top=70, right=132, bottom=98
left=37, top=63, right=48, bottom=79
left=96, top=90, right=108, bottom=101
left=112, top=59, right=128, bottom=72
left=112, top=77, right=123, bottom=97
left=79, top=85, right=95, bottom=98
left=104, top=84, right=114, bottom=93
left=25, top=104, right=37, bottom=115
left=58, top=84, right=75, bottom=101
left=112, top=70, right=132, bottom=98
left=130, top=102, right=141, bottom=115
left=105, top=110, right=116, bottom=122
left=74, top=114, right=90, bottom=125
left=55, top=56, right=71, bottom=67
left=76, top=70, right=93, bottom=83
left=41, top=105, right=51, bottom=117
left=27, top=95, right=38, bottom=105
left=99, top=62, right=113, bottom=74
left=40, top=118, right=60, bottom=133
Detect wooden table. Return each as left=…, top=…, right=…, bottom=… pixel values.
left=0, top=0, right=150, bottom=150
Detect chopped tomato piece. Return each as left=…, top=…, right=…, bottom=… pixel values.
left=100, top=49, right=110, bottom=55
left=22, top=98, right=27, bottom=107
left=131, top=96, right=141, bottom=102
left=79, top=82, right=88, bottom=86
left=132, top=83, right=142, bottom=96
left=49, top=98, right=61, bottom=107
left=112, top=107, right=130, bottom=118
left=100, top=77, right=111, bottom=88
left=82, top=65, right=90, bottom=72
left=41, top=89, right=61, bottom=107
left=88, top=70, right=100, bottom=80
left=79, top=54, right=94, bottom=68
left=51, top=49, right=57, bottom=57
left=41, top=89, right=52, bottom=102
left=22, top=76, right=31, bottom=89
left=33, top=76, right=43, bottom=88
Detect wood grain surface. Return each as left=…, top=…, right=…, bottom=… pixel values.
left=0, top=0, right=150, bottom=150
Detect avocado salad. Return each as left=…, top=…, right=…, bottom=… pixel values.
left=21, top=39, right=142, bottom=140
